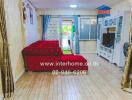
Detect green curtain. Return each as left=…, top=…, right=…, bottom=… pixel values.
left=71, top=23, right=75, bottom=40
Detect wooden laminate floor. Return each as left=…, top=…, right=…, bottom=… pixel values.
left=7, top=54, right=132, bottom=100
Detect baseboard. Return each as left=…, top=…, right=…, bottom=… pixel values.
left=80, top=52, right=97, bottom=54
left=14, top=69, right=25, bottom=83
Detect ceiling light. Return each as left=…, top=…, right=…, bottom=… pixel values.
left=70, top=4, right=77, bottom=8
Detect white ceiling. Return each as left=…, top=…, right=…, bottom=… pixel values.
left=30, top=0, right=124, bottom=10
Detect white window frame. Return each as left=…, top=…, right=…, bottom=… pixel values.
left=79, top=16, right=97, bottom=41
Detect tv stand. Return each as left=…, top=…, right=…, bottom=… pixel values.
left=99, top=45, right=114, bottom=62
left=97, top=11, right=131, bottom=67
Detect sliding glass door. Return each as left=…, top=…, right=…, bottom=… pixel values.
left=79, top=16, right=97, bottom=53
left=79, top=16, right=97, bottom=40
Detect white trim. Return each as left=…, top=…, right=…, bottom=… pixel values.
left=14, top=69, right=25, bottom=83
left=80, top=52, right=97, bottom=54
left=79, top=39, right=97, bottom=41
left=14, top=69, right=25, bottom=90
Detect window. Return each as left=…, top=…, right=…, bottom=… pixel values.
left=45, top=16, right=60, bottom=40
left=80, top=17, right=97, bottom=40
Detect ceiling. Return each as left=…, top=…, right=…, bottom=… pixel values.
left=30, top=0, right=124, bottom=10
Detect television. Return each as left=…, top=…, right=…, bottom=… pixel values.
left=102, top=33, right=115, bottom=48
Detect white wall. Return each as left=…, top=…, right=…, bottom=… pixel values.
left=37, top=8, right=97, bottom=16
left=111, top=0, right=131, bottom=16
left=129, top=0, right=132, bottom=43
left=25, top=0, right=40, bottom=46
left=4, top=0, right=25, bottom=85
left=129, top=0, right=132, bottom=8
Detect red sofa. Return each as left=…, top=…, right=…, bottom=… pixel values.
left=22, top=40, right=88, bottom=72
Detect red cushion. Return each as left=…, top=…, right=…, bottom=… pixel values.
left=61, top=54, right=87, bottom=62
left=28, top=40, right=59, bottom=48
left=22, top=40, right=63, bottom=56
left=24, top=55, right=88, bottom=71
left=23, top=47, right=62, bottom=56
left=60, top=54, right=88, bottom=71
left=25, top=56, right=62, bottom=71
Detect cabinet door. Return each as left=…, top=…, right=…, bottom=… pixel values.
left=116, top=16, right=123, bottom=43
left=104, top=20, right=109, bottom=26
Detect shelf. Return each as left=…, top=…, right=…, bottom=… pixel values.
left=104, top=26, right=116, bottom=28
left=99, top=45, right=114, bottom=62
left=100, top=45, right=113, bottom=50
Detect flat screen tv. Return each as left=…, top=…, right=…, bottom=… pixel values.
left=102, top=33, right=115, bottom=48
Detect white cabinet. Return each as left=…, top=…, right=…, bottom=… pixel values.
left=113, top=12, right=131, bottom=67
left=97, top=11, right=131, bottom=67
left=99, top=45, right=114, bottom=62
